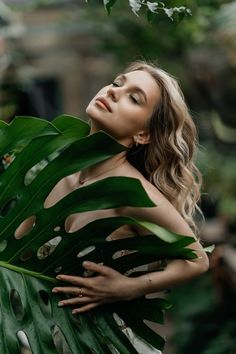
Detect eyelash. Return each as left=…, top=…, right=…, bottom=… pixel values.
left=130, top=95, right=138, bottom=104
left=112, top=81, right=120, bottom=87
left=111, top=81, right=140, bottom=104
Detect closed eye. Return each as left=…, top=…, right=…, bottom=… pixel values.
left=130, top=94, right=140, bottom=104
left=112, top=81, right=121, bottom=87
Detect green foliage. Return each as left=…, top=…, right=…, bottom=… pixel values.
left=81, top=1, right=226, bottom=69
left=197, top=142, right=236, bottom=220
left=102, top=0, right=191, bottom=22
left=201, top=321, right=236, bottom=354
left=0, top=115, right=197, bottom=353
left=7, top=0, right=192, bottom=22
left=169, top=273, right=236, bottom=354
left=104, top=0, right=117, bottom=15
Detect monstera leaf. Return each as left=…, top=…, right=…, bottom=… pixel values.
left=0, top=115, right=196, bottom=353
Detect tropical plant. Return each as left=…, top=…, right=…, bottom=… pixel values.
left=103, top=0, right=191, bottom=22
left=6, top=0, right=192, bottom=23
left=0, top=115, right=197, bottom=353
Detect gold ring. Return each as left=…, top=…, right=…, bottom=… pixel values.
left=78, top=288, right=83, bottom=297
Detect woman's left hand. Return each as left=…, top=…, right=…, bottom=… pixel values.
left=52, top=261, right=138, bottom=314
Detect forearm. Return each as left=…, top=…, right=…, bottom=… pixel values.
left=129, top=257, right=209, bottom=299
left=52, top=254, right=209, bottom=313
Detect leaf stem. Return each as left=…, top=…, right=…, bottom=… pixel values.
left=0, top=261, right=57, bottom=283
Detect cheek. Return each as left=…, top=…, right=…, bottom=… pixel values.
left=123, top=108, right=150, bottom=131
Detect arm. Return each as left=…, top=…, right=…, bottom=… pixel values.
left=52, top=182, right=209, bottom=314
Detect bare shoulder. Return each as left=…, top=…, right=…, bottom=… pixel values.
left=118, top=163, right=194, bottom=237
left=119, top=161, right=173, bottom=208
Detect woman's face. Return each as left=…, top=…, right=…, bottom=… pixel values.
left=86, top=70, right=161, bottom=146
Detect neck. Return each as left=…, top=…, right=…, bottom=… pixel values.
left=79, top=151, right=127, bottom=183
left=89, top=121, right=132, bottom=147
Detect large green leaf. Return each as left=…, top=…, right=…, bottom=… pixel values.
left=0, top=116, right=196, bottom=353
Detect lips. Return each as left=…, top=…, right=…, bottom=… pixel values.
left=95, top=97, right=112, bottom=112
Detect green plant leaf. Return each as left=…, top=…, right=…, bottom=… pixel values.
left=104, top=0, right=117, bottom=15
left=147, top=9, right=155, bottom=23
left=0, top=116, right=197, bottom=353
left=0, top=120, right=7, bottom=128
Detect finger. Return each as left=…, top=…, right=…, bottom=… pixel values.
left=56, top=274, right=88, bottom=286
left=52, top=286, right=86, bottom=296
left=83, top=261, right=111, bottom=275
left=58, top=296, right=91, bottom=307
left=72, top=302, right=99, bottom=314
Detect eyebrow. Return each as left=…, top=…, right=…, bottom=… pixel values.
left=116, top=74, right=147, bottom=103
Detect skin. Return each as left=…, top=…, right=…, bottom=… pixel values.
left=50, top=70, right=209, bottom=314
left=86, top=70, right=160, bottom=146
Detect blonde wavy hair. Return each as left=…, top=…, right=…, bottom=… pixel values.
left=125, top=61, right=202, bottom=233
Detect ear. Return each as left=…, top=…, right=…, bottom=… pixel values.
left=133, top=130, right=150, bottom=146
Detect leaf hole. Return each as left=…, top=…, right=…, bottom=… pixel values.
left=10, top=289, right=25, bottom=320
left=0, top=197, right=18, bottom=217
left=0, top=153, right=15, bottom=171
left=24, top=154, right=52, bottom=186
left=105, top=340, right=121, bottom=354
left=77, top=245, right=96, bottom=258
left=0, top=240, right=7, bottom=252
left=106, top=231, right=134, bottom=242
left=83, top=262, right=103, bottom=277
left=15, top=215, right=36, bottom=239
left=55, top=266, right=62, bottom=273
left=82, top=269, right=94, bottom=277
left=17, top=330, right=32, bottom=353
left=112, top=250, right=138, bottom=260
left=124, top=264, right=148, bottom=276
left=37, top=236, right=62, bottom=260
left=20, top=250, right=33, bottom=262
left=106, top=235, right=113, bottom=241
left=52, top=325, right=72, bottom=354
left=113, top=312, right=129, bottom=331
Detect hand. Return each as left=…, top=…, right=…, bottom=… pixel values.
left=52, top=261, right=138, bottom=314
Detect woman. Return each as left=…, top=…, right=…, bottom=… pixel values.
left=49, top=61, right=209, bottom=353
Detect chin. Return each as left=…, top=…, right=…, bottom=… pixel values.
left=86, top=112, right=106, bottom=133
left=85, top=103, right=93, bottom=116
left=86, top=102, right=102, bottom=119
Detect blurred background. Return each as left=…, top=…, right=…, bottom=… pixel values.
left=0, top=1, right=235, bottom=353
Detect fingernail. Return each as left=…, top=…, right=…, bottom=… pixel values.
left=82, top=261, right=89, bottom=267
left=58, top=302, right=64, bottom=307
left=72, top=309, right=80, bottom=315
left=52, top=288, right=58, bottom=293
left=56, top=275, right=62, bottom=280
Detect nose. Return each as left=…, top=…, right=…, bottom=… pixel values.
left=107, top=86, right=119, bottom=102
